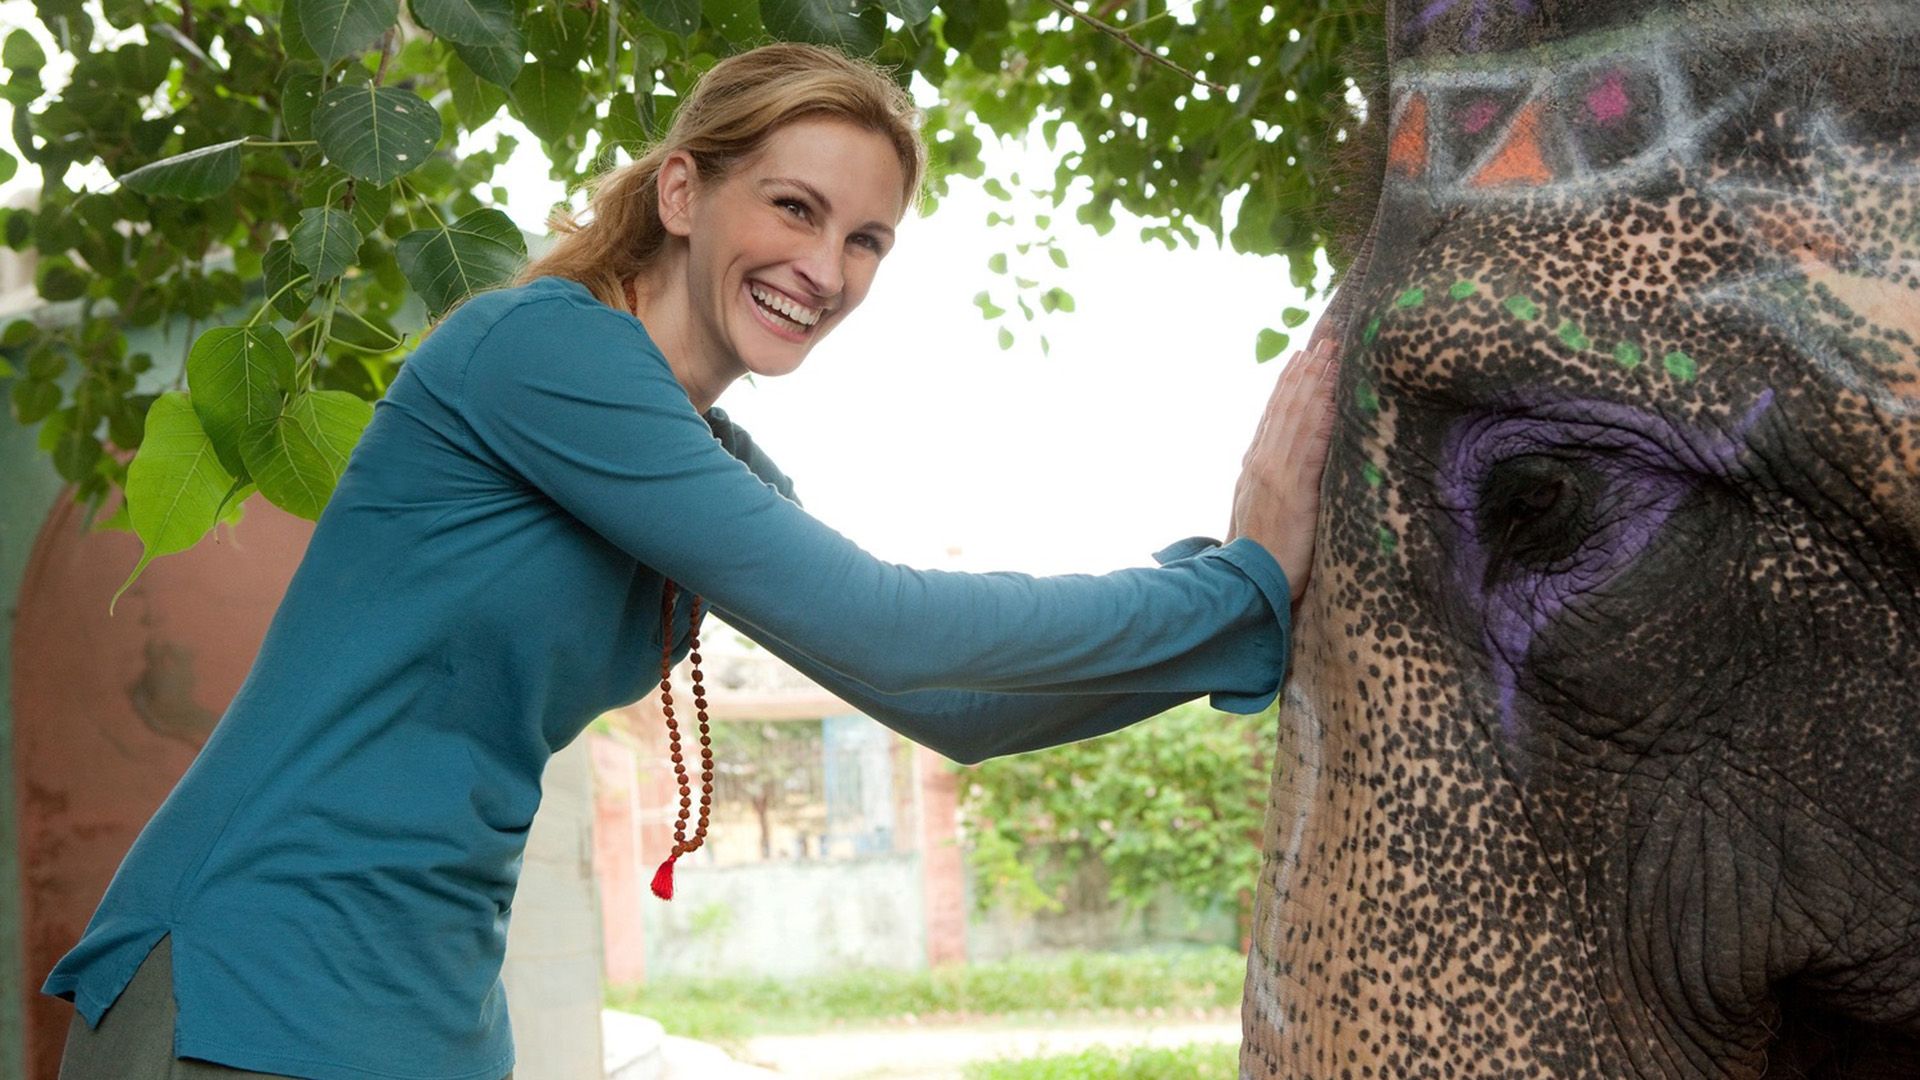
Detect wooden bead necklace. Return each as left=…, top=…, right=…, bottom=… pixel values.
left=621, top=275, right=715, bottom=902
left=650, top=579, right=714, bottom=901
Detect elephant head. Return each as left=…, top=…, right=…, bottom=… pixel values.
left=1244, top=1, right=1920, bottom=1076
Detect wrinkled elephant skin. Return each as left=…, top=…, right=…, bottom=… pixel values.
left=1242, top=2, right=1920, bottom=1077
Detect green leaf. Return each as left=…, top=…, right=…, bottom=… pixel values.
left=0, top=147, right=13, bottom=186
left=36, top=259, right=89, bottom=301
left=1254, top=328, right=1289, bottom=362
left=510, top=63, right=584, bottom=143
left=281, top=68, right=323, bottom=141
left=1048, top=246, right=1068, bottom=269
left=11, top=378, right=59, bottom=423
left=185, top=326, right=298, bottom=477
left=51, top=411, right=101, bottom=482
left=281, top=0, right=319, bottom=61
left=91, top=496, right=132, bottom=533
left=313, top=84, right=442, bottom=185
left=641, top=0, right=702, bottom=37
left=290, top=208, right=362, bottom=284
left=113, top=392, right=238, bottom=612
left=295, top=0, right=400, bottom=67
left=395, top=208, right=527, bottom=317
left=972, top=290, right=1004, bottom=320
left=702, top=0, right=764, bottom=43
left=526, top=2, right=593, bottom=64
left=759, top=0, right=883, bottom=54
left=116, top=138, right=248, bottom=200
left=408, top=0, right=516, bottom=46
left=449, top=30, right=525, bottom=87
left=3, top=30, right=46, bottom=71
left=1041, top=287, right=1074, bottom=313
left=880, top=0, right=933, bottom=22
left=997, top=326, right=1013, bottom=350
left=241, top=389, right=374, bottom=520
left=2, top=318, right=38, bottom=348
left=1281, top=306, right=1309, bottom=328
left=983, top=177, right=1011, bottom=201
left=447, top=51, right=508, bottom=127
left=987, top=252, right=1006, bottom=274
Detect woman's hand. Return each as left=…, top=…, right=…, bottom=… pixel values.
left=1227, top=336, right=1339, bottom=603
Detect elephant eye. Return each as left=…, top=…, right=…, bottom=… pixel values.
left=1476, top=454, right=1601, bottom=578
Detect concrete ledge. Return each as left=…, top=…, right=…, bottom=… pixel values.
left=601, top=1009, right=665, bottom=1080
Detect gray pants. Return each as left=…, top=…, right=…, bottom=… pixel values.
left=58, top=934, right=512, bottom=1080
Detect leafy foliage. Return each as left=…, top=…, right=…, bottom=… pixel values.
left=959, top=701, right=1272, bottom=920
left=0, top=0, right=1378, bottom=590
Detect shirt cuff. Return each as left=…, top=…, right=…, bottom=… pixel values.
left=1152, top=535, right=1224, bottom=564
left=1153, top=536, right=1294, bottom=715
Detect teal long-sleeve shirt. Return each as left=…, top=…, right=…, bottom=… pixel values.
left=42, top=274, right=1292, bottom=1080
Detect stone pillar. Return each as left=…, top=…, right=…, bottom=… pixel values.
left=914, top=745, right=968, bottom=967
left=501, top=737, right=606, bottom=1080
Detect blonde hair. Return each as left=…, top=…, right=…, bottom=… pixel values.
left=514, top=43, right=927, bottom=311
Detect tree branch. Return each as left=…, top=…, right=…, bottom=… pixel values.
left=1041, top=0, right=1228, bottom=94
left=373, top=28, right=396, bottom=86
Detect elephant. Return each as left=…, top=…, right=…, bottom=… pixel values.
left=1242, top=1, right=1920, bottom=1076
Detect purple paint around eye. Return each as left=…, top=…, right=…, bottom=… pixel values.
left=1438, top=391, right=1774, bottom=736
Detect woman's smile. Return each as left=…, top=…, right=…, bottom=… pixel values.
left=744, top=279, right=823, bottom=342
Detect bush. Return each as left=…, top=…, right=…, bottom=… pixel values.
left=960, top=701, right=1274, bottom=926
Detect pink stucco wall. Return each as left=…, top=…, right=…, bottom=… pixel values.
left=13, top=493, right=311, bottom=1080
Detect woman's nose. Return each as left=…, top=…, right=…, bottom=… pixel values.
left=791, top=237, right=845, bottom=300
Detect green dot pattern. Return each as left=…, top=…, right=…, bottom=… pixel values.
left=1358, top=284, right=1706, bottom=386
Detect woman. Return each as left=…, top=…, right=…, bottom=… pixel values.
left=45, top=42, right=1336, bottom=1080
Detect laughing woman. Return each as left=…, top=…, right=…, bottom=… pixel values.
left=45, top=42, right=1336, bottom=1080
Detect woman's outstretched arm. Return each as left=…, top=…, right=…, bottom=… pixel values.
left=457, top=288, right=1322, bottom=722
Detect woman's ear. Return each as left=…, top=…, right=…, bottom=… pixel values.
left=657, top=150, right=697, bottom=239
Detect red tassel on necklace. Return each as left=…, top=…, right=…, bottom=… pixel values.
left=652, top=580, right=714, bottom=901
left=650, top=855, right=679, bottom=900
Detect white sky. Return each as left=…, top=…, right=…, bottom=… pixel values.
left=0, top=5, right=1322, bottom=577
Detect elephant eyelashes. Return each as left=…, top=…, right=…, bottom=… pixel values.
left=1476, top=454, right=1602, bottom=581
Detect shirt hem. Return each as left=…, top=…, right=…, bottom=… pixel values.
left=174, top=1034, right=514, bottom=1080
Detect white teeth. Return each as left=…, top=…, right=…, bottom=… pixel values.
left=749, top=283, right=821, bottom=328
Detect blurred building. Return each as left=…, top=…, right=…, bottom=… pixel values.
left=588, top=623, right=969, bottom=984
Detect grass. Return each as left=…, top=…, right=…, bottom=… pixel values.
left=604, top=947, right=1243, bottom=1048
left=963, top=1042, right=1239, bottom=1079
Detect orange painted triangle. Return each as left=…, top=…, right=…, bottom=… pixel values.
left=1387, top=93, right=1429, bottom=177
left=1469, top=100, right=1552, bottom=188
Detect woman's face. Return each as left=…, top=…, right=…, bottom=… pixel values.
left=668, top=117, right=907, bottom=380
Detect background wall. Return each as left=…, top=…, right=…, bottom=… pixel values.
left=0, top=342, right=71, bottom=1080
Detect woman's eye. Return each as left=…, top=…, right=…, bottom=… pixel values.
left=776, top=198, right=808, bottom=219
left=1476, top=454, right=1601, bottom=579
left=851, top=233, right=882, bottom=254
